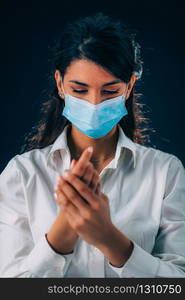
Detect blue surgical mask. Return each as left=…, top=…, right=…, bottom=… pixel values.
left=60, top=81, right=128, bottom=139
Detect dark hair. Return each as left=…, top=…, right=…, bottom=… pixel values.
left=20, top=12, right=154, bottom=154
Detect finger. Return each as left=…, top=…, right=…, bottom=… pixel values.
left=57, top=169, right=71, bottom=183
left=55, top=179, right=79, bottom=208
left=71, top=159, right=78, bottom=169
left=62, top=171, right=100, bottom=209
left=70, top=159, right=75, bottom=169
left=81, top=162, right=94, bottom=186
left=57, top=176, right=92, bottom=215
left=89, top=170, right=99, bottom=192
left=71, top=147, right=93, bottom=177
left=71, top=159, right=95, bottom=189
left=55, top=187, right=68, bottom=206
left=57, top=169, right=89, bottom=202
left=70, top=158, right=98, bottom=187
left=95, top=182, right=101, bottom=196
left=62, top=198, right=79, bottom=216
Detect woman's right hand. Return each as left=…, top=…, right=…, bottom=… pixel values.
left=57, top=149, right=101, bottom=209
left=46, top=147, right=101, bottom=254
left=72, top=158, right=101, bottom=195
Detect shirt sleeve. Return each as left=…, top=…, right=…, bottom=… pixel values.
left=106, top=156, right=185, bottom=277
left=0, top=157, right=74, bottom=277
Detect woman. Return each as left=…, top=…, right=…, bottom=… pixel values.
left=0, top=12, right=185, bottom=278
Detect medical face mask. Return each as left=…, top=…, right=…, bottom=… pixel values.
left=60, top=81, right=128, bottom=139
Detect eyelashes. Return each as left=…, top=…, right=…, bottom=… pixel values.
left=72, top=89, right=120, bottom=95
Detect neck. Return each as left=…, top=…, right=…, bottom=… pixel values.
left=67, top=124, right=119, bottom=165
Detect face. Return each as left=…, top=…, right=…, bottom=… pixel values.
left=55, top=59, right=137, bottom=104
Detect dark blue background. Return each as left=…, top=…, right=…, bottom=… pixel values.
left=1, top=0, right=185, bottom=172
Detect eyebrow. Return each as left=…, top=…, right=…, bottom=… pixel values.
left=68, top=79, right=123, bottom=87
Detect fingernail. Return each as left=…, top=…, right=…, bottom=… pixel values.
left=57, top=175, right=61, bottom=181
left=63, top=171, right=69, bottom=178
left=87, top=146, right=93, bottom=153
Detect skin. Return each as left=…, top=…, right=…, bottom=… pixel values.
left=55, top=59, right=136, bottom=172
left=47, top=59, right=137, bottom=267
left=47, top=147, right=100, bottom=254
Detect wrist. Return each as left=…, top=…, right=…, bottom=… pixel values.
left=46, top=213, right=78, bottom=254
left=46, top=230, right=78, bottom=254
left=97, top=225, right=134, bottom=267
left=45, top=233, right=73, bottom=255
left=58, top=210, right=77, bottom=235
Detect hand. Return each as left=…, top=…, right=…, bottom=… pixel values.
left=52, top=148, right=133, bottom=267
left=58, top=169, right=113, bottom=249
left=58, top=168, right=133, bottom=267
left=46, top=147, right=101, bottom=254
left=55, top=146, right=101, bottom=210
left=70, top=159, right=101, bottom=195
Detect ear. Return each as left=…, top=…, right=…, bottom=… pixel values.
left=125, top=74, right=137, bottom=100
left=54, top=70, right=65, bottom=98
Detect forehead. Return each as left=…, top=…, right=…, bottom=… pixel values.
left=64, top=59, right=122, bottom=85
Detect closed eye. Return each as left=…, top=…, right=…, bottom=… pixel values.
left=72, top=89, right=120, bottom=94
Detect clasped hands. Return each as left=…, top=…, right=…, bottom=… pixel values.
left=54, top=146, right=113, bottom=249
left=52, top=146, right=134, bottom=267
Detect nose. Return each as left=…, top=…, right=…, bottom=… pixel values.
left=85, top=91, right=102, bottom=105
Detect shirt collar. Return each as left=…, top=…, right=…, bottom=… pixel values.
left=46, top=124, right=70, bottom=170
left=46, top=124, right=136, bottom=169
left=107, top=124, right=136, bottom=170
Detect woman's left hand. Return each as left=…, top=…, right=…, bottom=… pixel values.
left=57, top=170, right=114, bottom=249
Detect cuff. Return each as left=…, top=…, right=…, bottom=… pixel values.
left=107, top=241, right=160, bottom=277
left=26, top=235, right=74, bottom=277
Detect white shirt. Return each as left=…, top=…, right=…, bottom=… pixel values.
left=0, top=124, right=185, bottom=278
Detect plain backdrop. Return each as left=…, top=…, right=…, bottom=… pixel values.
left=0, top=0, right=185, bottom=172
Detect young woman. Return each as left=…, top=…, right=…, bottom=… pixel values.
left=0, top=12, right=185, bottom=278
